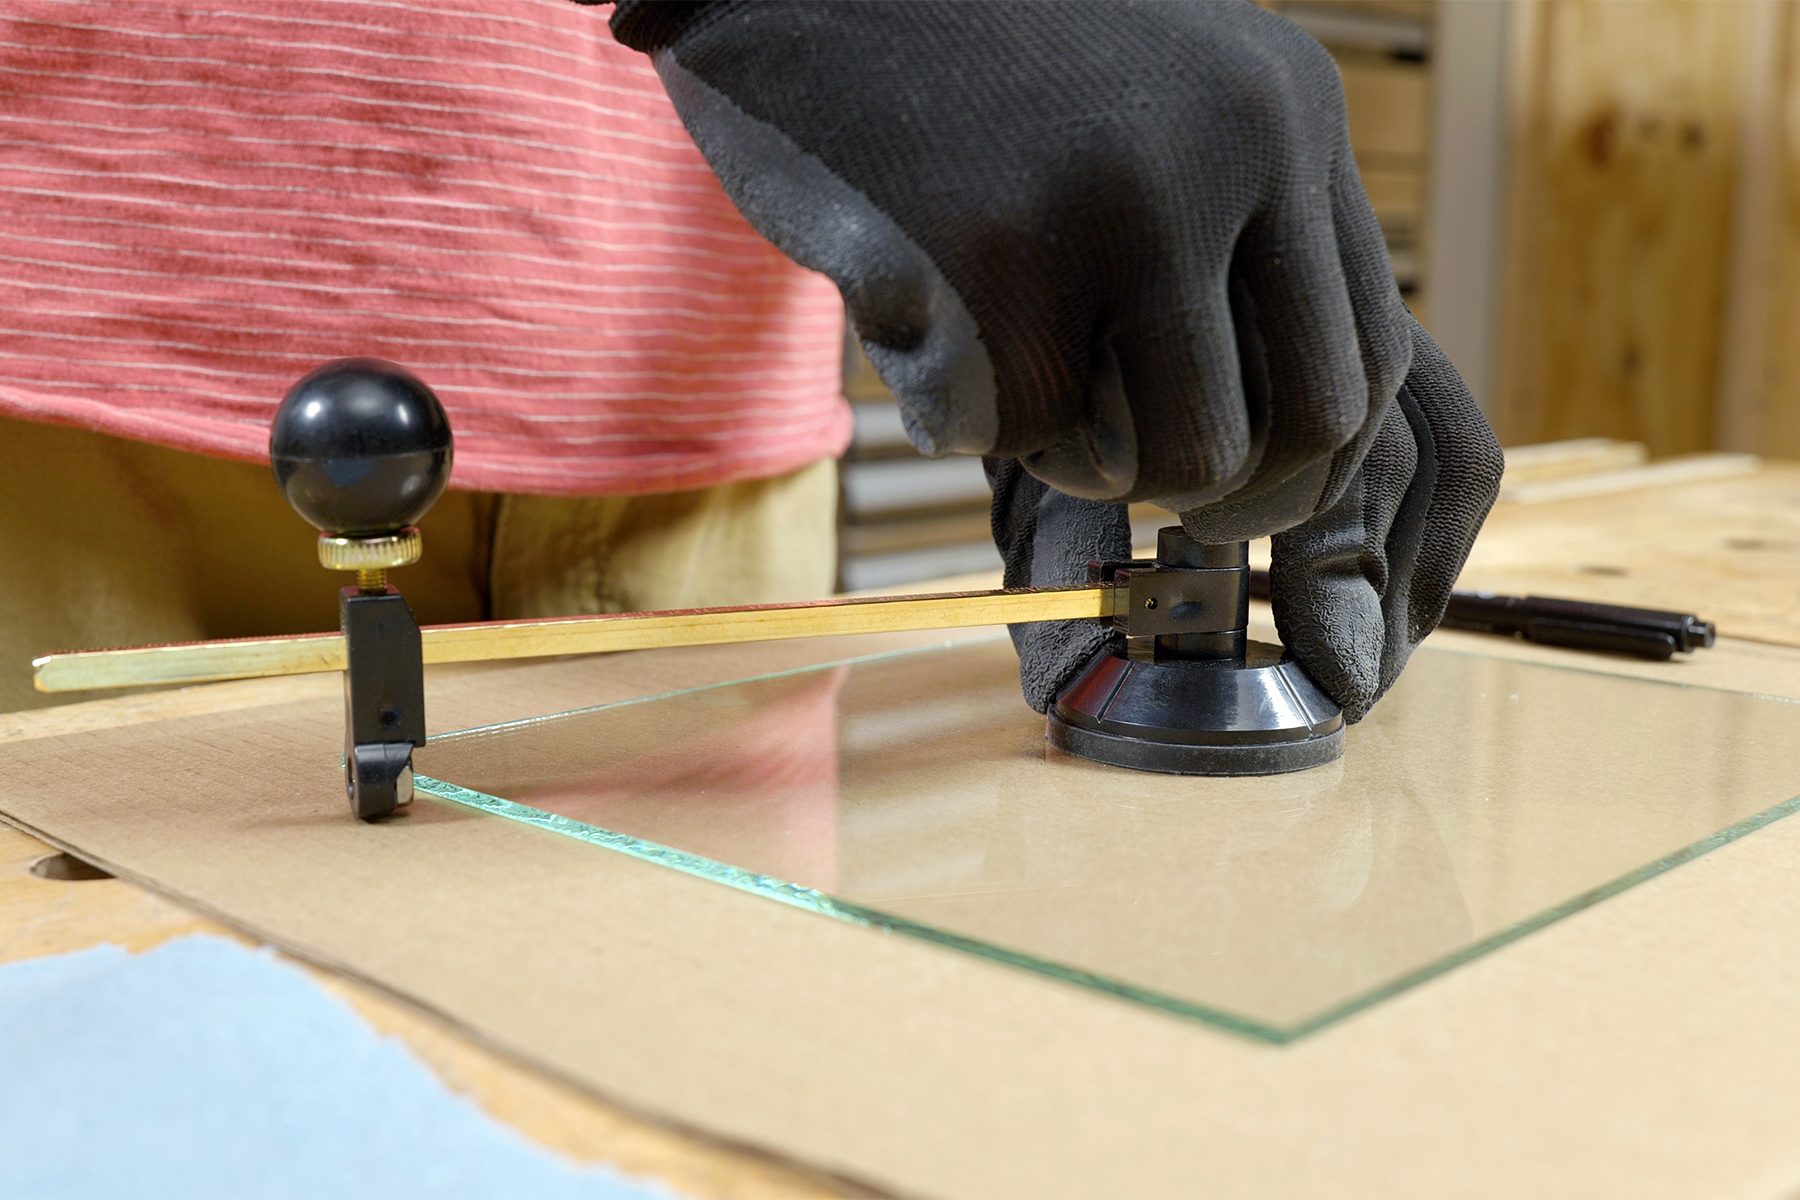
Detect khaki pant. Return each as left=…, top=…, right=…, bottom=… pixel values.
left=0, top=417, right=839, bottom=712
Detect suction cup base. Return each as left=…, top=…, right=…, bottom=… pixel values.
left=1047, top=642, right=1345, bottom=777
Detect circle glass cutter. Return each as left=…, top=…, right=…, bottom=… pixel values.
left=40, top=358, right=1345, bottom=819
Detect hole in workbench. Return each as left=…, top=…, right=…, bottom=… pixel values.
left=30, top=853, right=112, bottom=882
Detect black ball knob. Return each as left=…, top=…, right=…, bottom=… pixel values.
left=270, top=358, right=453, bottom=537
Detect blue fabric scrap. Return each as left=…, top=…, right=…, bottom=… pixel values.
left=0, top=934, right=677, bottom=1200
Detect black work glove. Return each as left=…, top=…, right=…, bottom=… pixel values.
left=601, top=0, right=1503, bottom=721
left=988, top=320, right=1499, bottom=722
left=984, top=457, right=1132, bottom=714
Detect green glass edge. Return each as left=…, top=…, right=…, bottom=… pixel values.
left=411, top=769, right=1800, bottom=1046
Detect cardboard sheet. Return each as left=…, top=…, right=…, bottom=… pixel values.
left=6, top=628, right=1800, bottom=1198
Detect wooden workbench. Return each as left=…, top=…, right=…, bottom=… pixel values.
left=5, top=442, right=1799, bottom=1199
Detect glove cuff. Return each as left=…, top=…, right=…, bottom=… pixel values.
left=605, top=1, right=727, bottom=53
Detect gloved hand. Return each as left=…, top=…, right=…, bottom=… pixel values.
left=600, top=0, right=1503, bottom=721
left=1265, top=322, right=1501, bottom=722
left=991, top=319, right=1501, bottom=723
left=984, top=456, right=1132, bottom=714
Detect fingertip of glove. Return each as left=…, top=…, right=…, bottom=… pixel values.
left=1270, top=573, right=1386, bottom=727
left=1019, top=652, right=1084, bottom=715
left=1292, top=640, right=1380, bottom=725
left=1015, top=622, right=1112, bottom=714
left=1336, top=692, right=1375, bottom=726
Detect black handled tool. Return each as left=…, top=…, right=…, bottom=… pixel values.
left=269, top=358, right=453, bottom=820
left=1247, top=571, right=1715, bottom=661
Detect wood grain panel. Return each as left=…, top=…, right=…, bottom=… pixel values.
left=1496, top=0, right=1760, bottom=454
left=1717, top=2, right=1800, bottom=457
left=1342, top=59, right=1431, bottom=164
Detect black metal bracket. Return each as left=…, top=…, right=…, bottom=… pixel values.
left=340, top=587, right=426, bottom=821
left=1090, top=533, right=1252, bottom=662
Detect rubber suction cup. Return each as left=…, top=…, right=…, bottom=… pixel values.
left=1048, top=642, right=1345, bottom=777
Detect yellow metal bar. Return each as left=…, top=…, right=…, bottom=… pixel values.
left=32, top=585, right=1119, bottom=694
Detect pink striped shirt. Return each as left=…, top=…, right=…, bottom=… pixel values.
left=0, top=0, right=850, bottom=495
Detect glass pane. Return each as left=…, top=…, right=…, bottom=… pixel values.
left=414, top=637, right=1800, bottom=1042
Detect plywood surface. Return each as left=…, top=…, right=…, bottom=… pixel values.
left=1464, top=461, right=1800, bottom=646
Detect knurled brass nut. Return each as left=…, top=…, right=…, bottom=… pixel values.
left=317, top=528, right=422, bottom=572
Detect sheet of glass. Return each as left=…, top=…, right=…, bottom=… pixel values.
left=414, top=637, right=1800, bottom=1042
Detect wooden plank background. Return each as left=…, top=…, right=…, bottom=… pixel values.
left=1486, top=0, right=1800, bottom=463
left=1494, top=0, right=1757, bottom=456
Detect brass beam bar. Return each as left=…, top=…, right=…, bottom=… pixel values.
left=33, top=585, right=1120, bottom=694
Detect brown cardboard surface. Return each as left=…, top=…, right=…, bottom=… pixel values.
left=6, top=626, right=1800, bottom=1198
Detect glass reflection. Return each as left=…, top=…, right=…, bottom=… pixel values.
left=416, top=637, right=1800, bottom=1041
